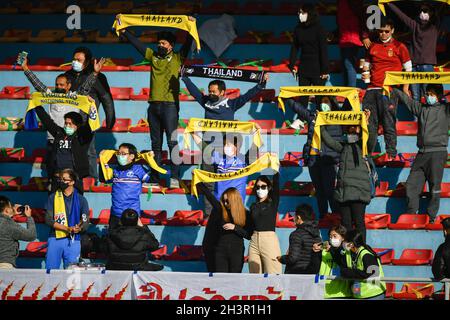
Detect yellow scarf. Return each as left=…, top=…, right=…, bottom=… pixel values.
left=54, top=190, right=69, bottom=239
left=278, top=86, right=361, bottom=112
left=191, top=153, right=280, bottom=198
left=27, top=92, right=100, bottom=131
left=311, top=111, right=369, bottom=156
left=99, top=150, right=167, bottom=181
left=383, top=72, right=450, bottom=96
left=113, top=14, right=201, bottom=50
left=379, top=0, right=450, bottom=15
left=183, top=118, right=263, bottom=150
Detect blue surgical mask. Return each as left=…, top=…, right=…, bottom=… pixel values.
left=320, top=103, right=331, bottom=112
left=117, top=155, right=129, bottom=166
left=426, top=95, right=438, bottom=105
left=72, top=60, right=83, bottom=72
left=64, top=126, right=75, bottom=136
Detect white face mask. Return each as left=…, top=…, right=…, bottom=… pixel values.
left=224, top=146, right=235, bottom=157
left=381, top=36, right=392, bottom=43
left=330, top=238, right=342, bottom=248
left=72, top=60, right=83, bottom=72
left=256, top=189, right=269, bottom=199
left=299, top=13, right=308, bottom=23
left=420, top=12, right=430, bottom=21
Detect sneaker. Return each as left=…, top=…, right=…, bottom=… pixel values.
left=289, top=119, right=305, bottom=130
left=170, top=178, right=180, bottom=189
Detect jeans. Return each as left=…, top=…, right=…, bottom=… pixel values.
left=309, top=159, right=340, bottom=217
left=215, top=236, right=245, bottom=273
left=45, top=237, right=81, bottom=269
left=340, top=201, right=367, bottom=243
left=341, top=46, right=360, bottom=88
left=147, top=102, right=180, bottom=182
left=411, top=64, right=435, bottom=101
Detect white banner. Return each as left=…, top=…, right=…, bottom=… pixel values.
left=0, top=270, right=325, bottom=300
left=134, top=272, right=325, bottom=300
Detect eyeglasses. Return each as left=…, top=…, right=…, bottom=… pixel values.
left=116, top=152, right=130, bottom=156
left=256, top=185, right=268, bottom=190
left=378, top=30, right=391, bottom=34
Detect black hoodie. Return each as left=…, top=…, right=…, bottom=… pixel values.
left=280, top=221, right=322, bottom=274
left=106, top=225, right=160, bottom=270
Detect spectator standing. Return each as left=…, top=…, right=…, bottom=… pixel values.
left=0, top=196, right=36, bottom=269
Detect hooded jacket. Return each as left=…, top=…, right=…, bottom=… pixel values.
left=392, top=88, right=449, bottom=153
left=106, top=225, right=160, bottom=270
left=279, top=220, right=322, bottom=274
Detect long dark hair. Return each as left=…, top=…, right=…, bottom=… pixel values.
left=298, top=3, right=319, bottom=27
left=345, top=230, right=379, bottom=259
left=252, top=175, right=274, bottom=202
left=417, top=2, right=440, bottom=27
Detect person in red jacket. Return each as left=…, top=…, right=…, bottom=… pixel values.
left=361, top=17, right=412, bottom=159
left=337, top=0, right=372, bottom=88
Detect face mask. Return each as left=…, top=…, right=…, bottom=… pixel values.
left=54, top=88, right=67, bottom=94
left=256, top=189, right=269, bottom=199
left=58, top=180, right=70, bottom=191
left=72, top=60, right=83, bottom=72
left=345, top=133, right=359, bottom=143
left=157, top=46, right=169, bottom=57
left=420, top=12, right=430, bottom=21
left=209, top=94, right=220, bottom=103
left=299, top=13, right=308, bottom=23
left=64, top=126, right=75, bottom=136
left=224, top=146, right=235, bottom=157
left=381, top=36, right=392, bottom=43
left=330, top=238, right=342, bottom=248
left=320, top=103, right=331, bottom=112
left=117, top=155, right=129, bottom=166
left=426, top=95, right=438, bottom=105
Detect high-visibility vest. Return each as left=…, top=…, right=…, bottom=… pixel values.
left=351, top=247, right=386, bottom=299
left=319, top=250, right=352, bottom=299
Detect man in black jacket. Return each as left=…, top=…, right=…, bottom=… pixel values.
left=106, top=209, right=163, bottom=271
left=277, top=204, right=322, bottom=274
left=65, top=47, right=116, bottom=183
left=432, top=217, right=450, bottom=280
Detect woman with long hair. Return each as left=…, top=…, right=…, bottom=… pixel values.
left=198, top=183, right=251, bottom=273
left=247, top=172, right=282, bottom=274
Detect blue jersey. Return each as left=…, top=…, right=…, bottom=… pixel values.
left=109, top=164, right=150, bottom=217
left=212, top=152, right=247, bottom=202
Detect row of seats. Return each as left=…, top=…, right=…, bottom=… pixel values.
left=386, top=283, right=444, bottom=300
left=0, top=1, right=339, bottom=16
left=10, top=206, right=449, bottom=231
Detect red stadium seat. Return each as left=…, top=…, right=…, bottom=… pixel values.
left=441, top=183, right=450, bottom=197
left=385, top=183, right=426, bottom=198
left=13, top=208, right=46, bottom=223
left=25, top=148, right=46, bottom=163
left=224, top=88, right=240, bottom=99
left=140, top=210, right=167, bottom=225
left=365, top=214, right=391, bottom=229
left=281, top=181, right=314, bottom=196
left=391, top=249, right=433, bottom=265
left=278, top=121, right=309, bottom=135
left=110, top=87, right=133, bottom=100
left=129, top=119, right=150, bottom=133
left=29, top=57, right=65, bottom=71
left=163, top=210, right=203, bottom=226
left=83, top=177, right=95, bottom=192
left=179, top=149, right=202, bottom=165
left=90, top=183, right=112, bottom=193
left=250, top=89, right=276, bottom=102
left=164, top=180, right=191, bottom=194
left=392, top=283, right=434, bottom=300
left=249, top=119, right=276, bottom=131
left=165, top=245, right=204, bottom=261
left=276, top=212, right=295, bottom=228
left=388, top=214, right=429, bottom=230
left=20, top=242, right=48, bottom=258
left=396, top=121, right=418, bottom=135
left=372, top=153, right=416, bottom=168
left=373, top=248, right=395, bottom=265
left=385, top=283, right=395, bottom=299
left=375, top=181, right=390, bottom=197
left=0, top=147, right=25, bottom=162
left=100, top=118, right=131, bottom=132
left=318, top=213, right=341, bottom=229
left=425, top=214, right=450, bottom=230
left=0, top=176, right=22, bottom=191
left=0, top=86, right=30, bottom=99
left=91, top=209, right=111, bottom=225
left=150, top=245, right=168, bottom=260
left=280, top=152, right=303, bottom=167
left=130, top=88, right=150, bottom=101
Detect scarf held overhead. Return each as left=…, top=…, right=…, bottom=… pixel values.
left=99, top=150, right=167, bottom=181
left=182, top=65, right=265, bottom=83
left=183, top=118, right=263, bottom=149
left=278, top=86, right=361, bottom=112
left=378, top=0, right=450, bottom=15
left=113, top=14, right=201, bottom=50
left=26, top=92, right=100, bottom=131
left=383, top=72, right=450, bottom=96
left=54, top=189, right=81, bottom=240
left=311, top=111, right=369, bottom=156
left=191, top=153, right=280, bottom=198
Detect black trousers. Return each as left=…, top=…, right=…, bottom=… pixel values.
left=362, top=89, right=399, bottom=158
left=309, top=159, right=339, bottom=217
left=297, top=76, right=327, bottom=110
left=406, top=151, right=447, bottom=219
left=214, top=237, right=245, bottom=273
left=147, top=102, right=180, bottom=182
left=203, top=245, right=216, bottom=273
left=340, top=201, right=367, bottom=243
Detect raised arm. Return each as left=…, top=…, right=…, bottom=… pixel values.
left=197, top=182, right=222, bottom=214
left=77, top=58, right=106, bottom=96
left=230, top=77, right=267, bottom=111
left=386, top=3, right=417, bottom=30
left=34, top=106, right=63, bottom=138
left=121, top=29, right=153, bottom=59
left=22, top=57, right=50, bottom=93
left=182, top=76, right=206, bottom=106
left=391, top=88, right=421, bottom=117
left=93, top=73, right=116, bottom=129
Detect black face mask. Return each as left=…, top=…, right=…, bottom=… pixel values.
left=54, top=88, right=67, bottom=94
left=157, top=46, right=169, bottom=57
left=57, top=180, right=70, bottom=191
left=209, top=94, right=220, bottom=103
